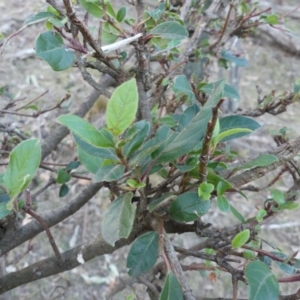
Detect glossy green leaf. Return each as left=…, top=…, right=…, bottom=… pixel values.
left=213, top=128, right=252, bottom=146
left=232, top=229, right=250, bottom=248
left=4, top=139, right=41, bottom=203
left=56, top=169, right=71, bottom=184
left=24, top=12, right=55, bottom=25
left=0, top=194, right=12, bottom=220
left=77, top=147, right=103, bottom=174
left=94, top=164, right=125, bottom=182
left=172, top=75, right=195, bottom=102
left=239, top=154, right=278, bottom=170
left=102, top=193, right=136, bottom=246
left=123, top=121, right=150, bottom=157
left=35, top=31, right=74, bottom=71
left=150, top=21, right=188, bottom=40
left=159, top=272, right=183, bottom=300
left=59, top=183, right=69, bottom=197
left=127, top=231, right=159, bottom=277
left=156, top=108, right=212, bottom=163
left=221, top=50, right=248, bottom=67
left=74, top=134, right=118, bottom=160
left=57, top=115, right=114, bottom=148
left=106, top=78, right=138, bottom=136
left=217, top=195, right=230, bottom=212
left=79, top=0, right=102, bottom=18
left=219, top=115, right=261, bottom=142
left=117, top=6, right=126, bottom=22
left=170, top=192, right=210, bottom=222
left=230, top=205, right=245, bottom=223
left=245, top=261, right=279, bottom=300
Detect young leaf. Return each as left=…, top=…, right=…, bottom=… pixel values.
left=59, top=183, right=69, bottom=197
left=170, top=192, right=210, bottom=222
left=232, top=229, right=250, bottom=248
left=102, top=193, right=136, bottom=246
left=78, top=0, right=103, bottom=18
left=93, top=164, right=125, bottom=182
left=217, top=195, right=230, bottom=212
left=256, top=209, right=267, bottom=222
left=106, top=78, right=138, bottom=136
left=57, top=114, right=114, bottom=148
left=150, top=21, right=188, bottom=40
left=117, top=6, right=126, bottom=22
left=127, top=231, right=159, bottom=277
left=35, top=31, right=74, bottom=71
left=270, top=189, right=285, bottom=205
left=245, top=261, right=279, bottom=300
left=4, top=139, right=41, bottom=203
left=56, top=169, right=71, bottom=184
left=159, top=272, right=183, bottom=300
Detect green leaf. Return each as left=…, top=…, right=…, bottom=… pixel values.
left=230, top=205, right=245, bottom=223
left=278, top=202, right=300, bottom=211
left=217, top=195, right=230, bottom=212
left=159, top=272, right=183, bottom=300
left=79, top=0, right=103, bottom=18
left=65, top=161, right=80, bottom=171
left=213, top=128, right=252, bottom=146
left=147, top=193, right=173, bottom=212
left=59, top=183, right=69, bottom=197
left=102, top=193, right=136, bottom=246
left=245, top=261, right=279, bottom=300
left=74, top=134, right=118, bottom=160
left=150, top=21, right=188, bottom=40
left=4, top=139, right=41, bottom=202
left=78, top=147, right=103, bottom=174
left=172, top=75, right=195, bottom=103
left=156, top=108, right=212, bottom=163
left=57, top=114, right=114, bottom=148
left=232, top=229, right=250, bottom=248
left=35, top=31, right=74, bottom=71
left=117, top=6, right=126, bottom=22
left=265, top=14, right=278, bottom=25
left=207, top=170, right=233, bottom=191
left=203, top=80, right=225, bottom=108
left=24, top=12, right=55, bottom=25
left=270, top=252, right=297, bottom=274
left=219, top=115, right=260, bottom=142
left=56, top=169, right=71, bottom=184
left=239, top=154, right=278, bottom=170
left=94, top=164, right=125, bottom=182
left=0, top=194, right=12, bottom=220
left=127, top=231, right=159, bottom=277
left=217, top=181, right=227, bottom=196
left=123, top=121, right=150, bottom=157
left=201, top=82, right=239, bottom=100
left=106, top=79, right=138, bottom=136
left=148, top=3, right=165, bottom=21
left=270, top=189, right=285, bottom=205
left=170, top=192, right=210, bottom=222
left=256, top=209, right=267, bottom=222
left=101, top=22, right=119, bottom=44
left=220, top=50, right=248, bottom=67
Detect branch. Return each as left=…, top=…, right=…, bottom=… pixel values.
left=227, top=136, right=300, bottom=188
left=0, top=230, right=145, bottom=295
left=0, top=182, right=103, bottom=255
